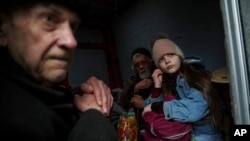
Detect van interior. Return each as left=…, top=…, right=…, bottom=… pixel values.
left=66, top=0, right=250, bottom=141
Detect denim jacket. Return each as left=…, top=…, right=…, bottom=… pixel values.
left=144, top=75, right=209, bottom=123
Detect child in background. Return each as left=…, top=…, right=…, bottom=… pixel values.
left=142, top=33, right=223, bottom=141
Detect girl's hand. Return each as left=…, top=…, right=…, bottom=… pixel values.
left=142, top=104, right=152, bottom=116
left=151, top=69, right=163, bottom=88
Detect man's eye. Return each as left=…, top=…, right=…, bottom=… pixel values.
left=41, top=14, right=57, bottom=30
left=42, top=14, right=56, bottom=23
left=134, top=64, right=139, bottom=68
left=44, top=15, right=53, bottom=22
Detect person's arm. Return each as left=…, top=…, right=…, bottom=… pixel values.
left=162, top=79, right=209, bottom=123
left=144, top=69, right=164, bottom=106
left=68, top=109, right=118, bottom=141
left=144, top=88, right=164, bottom=106
left=130, top=95, right=144, bottom=109
left=120, top=78, right=136, bottom=110
left=72, top=87, right=118, bottom=141
left=142, top=88, right=163, bottom=116
left=133, top=78, right=153, bottom=95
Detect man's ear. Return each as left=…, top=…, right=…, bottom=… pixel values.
left=0, top=13, right=8, bottom=47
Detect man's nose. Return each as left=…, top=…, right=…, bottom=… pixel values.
left=57, top=24, right=77, bottom=49
left=138, top=63, right=145, bottom=69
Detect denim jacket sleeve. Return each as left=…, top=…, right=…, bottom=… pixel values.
left=163, top=76, right=209, bottom=123
left=144, top=92, right=164, bottom=106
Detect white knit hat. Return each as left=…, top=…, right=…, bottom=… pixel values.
left=152, top=39, right=184, bottom=67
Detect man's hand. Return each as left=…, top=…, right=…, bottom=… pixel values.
left=134, top=79, right=153, bottom=94
left=74, top=93, right=104, bottom=114
left=130, top=95, right=144, bottom=109
left=76, top=76, right=113, bottom=116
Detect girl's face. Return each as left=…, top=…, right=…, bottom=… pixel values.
left=152, top=39, right=182, bottom=75
left=158, top=53, right=181, bottom=75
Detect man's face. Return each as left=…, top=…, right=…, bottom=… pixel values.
left=1, top=4, right=80, bottom=87
left=132, top=54, right=152, bottom=79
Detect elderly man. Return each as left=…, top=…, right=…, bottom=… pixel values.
left=120, top=48, right=155, bottom=110
left=0, top=0, right=117, bottom=140
left=120, top=47, right=155, bottom=140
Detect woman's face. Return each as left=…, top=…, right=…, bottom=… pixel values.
left=1, top=3, right=80, bottom=87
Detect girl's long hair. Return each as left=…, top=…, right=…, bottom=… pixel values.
left=179, top=61, right=223, bottom=129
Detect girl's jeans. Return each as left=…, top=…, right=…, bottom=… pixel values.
left=193, top=123, right=222, bottom=141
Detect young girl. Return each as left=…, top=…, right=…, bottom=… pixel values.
left=142, top=33, right=223, bottom=141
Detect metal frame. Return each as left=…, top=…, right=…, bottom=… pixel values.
left=220, top=0, right=250, bottom=124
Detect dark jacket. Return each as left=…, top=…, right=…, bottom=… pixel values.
left=119, top=74, right=153, bottom=133
left=120, top=75, right=153, bottom=111
left=0, top=48, right=118, bottom=141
